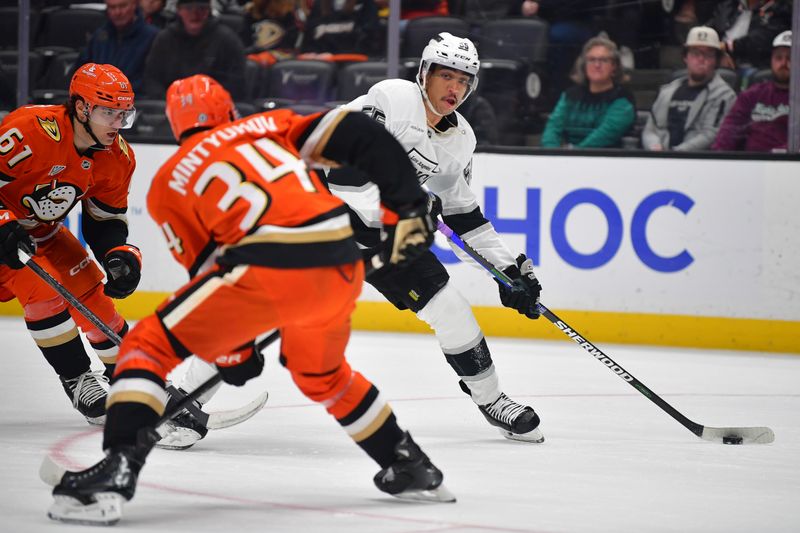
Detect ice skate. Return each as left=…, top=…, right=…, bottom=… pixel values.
left=156, top=389, right=209, bottom=450
left=460, top=380, right=544, bottom=443
left=156, top=409, right=209, bottom=450
left=48, top=446, right=144, bottom=526
left=60, top=370, right=108, bottom=426
left=373, top=432, right=456, bottom=503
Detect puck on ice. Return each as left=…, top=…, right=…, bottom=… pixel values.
left=723, top=436, right=743, bottom=445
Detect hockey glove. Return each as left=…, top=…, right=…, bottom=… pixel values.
left=103, top=244, right=142, bottom=299
left=382, top=200, right=435, bottom=266
left=498, top=254, right=542, bottom=319
left=0, top=210, right=35, bottom=270
left=426, top=191, right=443, bottom=221
left=214, top=341, right=265, bottom=386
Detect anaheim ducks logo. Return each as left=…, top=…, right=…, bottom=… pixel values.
left=21, top=180, right=81, bottom=222
left=37, top=117, right=61, bottom=142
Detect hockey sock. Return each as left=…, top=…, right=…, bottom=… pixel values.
left=90, top=321, right=129, bottom=373
left=27, top=310, right=91, bottom=378
left=103, top=370, right=168, bottom=451
left=459, top=365, right=501, bottom=405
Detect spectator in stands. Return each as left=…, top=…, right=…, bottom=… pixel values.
left=240, top=0, right=303, bottom=53
left=78, top=0, right=160, bottom=92
left=706, top=0, right=791, bottom=70
left=144, top=0, right=246, bottom=99
left=642, top=26, right=736, bottom=151
left=302, top=0, right=382, bottom=55
left=140, top=0, right=174, bottom=28
left=712, top=30, right=790, bottom=152
left=540, top=35, right=635, bottom=149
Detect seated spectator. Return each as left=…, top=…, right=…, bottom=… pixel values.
left=712, top=30, right=790, bottom=152
left=707, top=0, right=791, bottom=70
left=144, top=0, right=246, bottom=99
left=540, top=35, right=635, bottom=149
left=140, top=0, right=175, bottom=28
left=302, top=0, right=382, bottom=56
left=642, top=26, right=736, bottom=151
left=240, top=0, right=303, bottom=53
left=77, top=0, right=160, bottom=92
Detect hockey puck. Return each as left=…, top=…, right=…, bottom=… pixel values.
left=722, top=436, right=744, bottom=445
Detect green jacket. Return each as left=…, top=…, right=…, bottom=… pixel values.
left=541, top=85, right=635, bottom=148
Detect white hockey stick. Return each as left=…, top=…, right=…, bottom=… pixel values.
left=437, top=221, right=775, bottom=445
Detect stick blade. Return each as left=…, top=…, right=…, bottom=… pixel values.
left=40, top=454, right=68, bottom=487
left=207, top=390, right=268, bottom=430
left=701, top=426, right=775, bottom=444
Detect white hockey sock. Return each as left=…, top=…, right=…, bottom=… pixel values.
left=460, top=366, right=501, bottom=405
left=177, top=356, right=223, bottom=405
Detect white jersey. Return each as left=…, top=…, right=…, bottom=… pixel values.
left=329, top=78, right=516, bottom=270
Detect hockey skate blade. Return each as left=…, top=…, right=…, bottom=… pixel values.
left=391, top=483, right=456, bottom=503
left=48, top=492, right=125, bottom=526
left=701, top=426, right=775, bottom=445
left=500, top=427, right=545, bottom=443
left=207, top=390, right=269, bottom=430
left=39, top=454, right=68, bottom=487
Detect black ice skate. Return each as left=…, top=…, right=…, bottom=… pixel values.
left=48, top=446, right=144, bottom=526
left=60, top=371, right=108, bottom=425
left=459, top=380, right=544, bottom=443
left=373, top=432, right=456, bottom=503
left=156, top=391, right=209, bottom=450
left=156, top=409, right=209, bottom=450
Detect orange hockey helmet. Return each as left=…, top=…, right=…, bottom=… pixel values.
left=165, top=75, right=237, bottom=141
left=69, top=63, right=135, bottom=110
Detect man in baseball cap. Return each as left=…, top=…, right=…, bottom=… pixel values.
left=642, top=26, right=736, bottom=151
left=713, top=31, right=790, bottom=152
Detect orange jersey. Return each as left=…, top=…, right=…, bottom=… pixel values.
left=147, top=108, right=360, bottom=275
left=0, top=105, right=135, bottom=239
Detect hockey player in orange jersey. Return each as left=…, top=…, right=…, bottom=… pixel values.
left=47, top=75, right=451, bottom=525
left=0, top=63, right=142, bottom=424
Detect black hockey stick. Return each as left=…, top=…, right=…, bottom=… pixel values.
left=39, top=329, right=281, bottom=487
left=16, top=248, right=259, bottom=425
left=437, top=220, right=775, bottom=445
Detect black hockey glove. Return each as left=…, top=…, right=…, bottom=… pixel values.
left=426, top=191, right=443, bottom=221
left=103, top=244, right=142, bottom=299
left=382, top=200, right=435, bottom=266
left=498, top=254, right=542, bottom=319
left=215, top=341, right=265, bottom=386
left=0, top=210, right=35, bottom=270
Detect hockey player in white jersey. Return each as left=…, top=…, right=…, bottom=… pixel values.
left=326, top=33, right=544, bottom=443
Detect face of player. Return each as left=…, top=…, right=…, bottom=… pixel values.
left=771, top=46, right=791, bottom=87
left=425, top=66, right=471, bottom=116
left=685, top=46, right=717, bottom=85
left=177, top=3, right=211, bottom=36
left=74, top=100, right=135, bottom=147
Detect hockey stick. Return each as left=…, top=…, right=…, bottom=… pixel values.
left=436, top=220, right=775, bottom=445
left=40, top=328, right=281, bottom=487
left=17, top=248, right=267, bottom=427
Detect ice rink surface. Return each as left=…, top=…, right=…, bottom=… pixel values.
left=0, top=316, right=797, bottom=533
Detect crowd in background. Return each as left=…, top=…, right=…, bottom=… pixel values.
left=0, top=0, right=793, bottom=152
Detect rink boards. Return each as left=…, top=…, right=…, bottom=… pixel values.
left=1, top=145, right=798, bottom=353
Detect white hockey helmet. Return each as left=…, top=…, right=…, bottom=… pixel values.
left=417, top=32, right=480, bottom=110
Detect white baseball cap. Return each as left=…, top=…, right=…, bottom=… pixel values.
left=773, top=30, right=791, bottom=48
left=685, top=26, right=721, bottom=49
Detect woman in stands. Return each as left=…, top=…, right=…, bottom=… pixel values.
left=540, top=35, right=635, bottom=149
